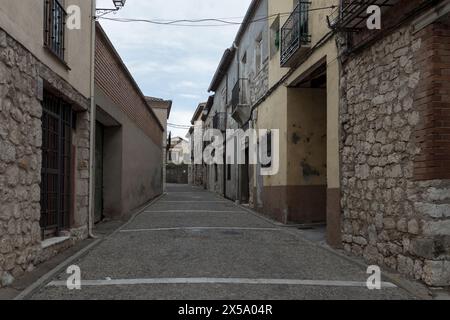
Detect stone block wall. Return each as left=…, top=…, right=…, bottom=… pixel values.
left=340, top=18, right=450, bottom=286
left=0, top=28, right=90, bottom=288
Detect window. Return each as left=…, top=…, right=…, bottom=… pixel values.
left=44, top=0, right=67, bottom=61
left=255, top=34, right=263, bottom=73
left=227, top=164, right=231, bottom=180
left=214, top=164, right=218, bottom=182
left=41, top=91, right=75, bottom=239
left=261, top=131, right=272, bottom=169
left=270, top=16, right=280, bottom=59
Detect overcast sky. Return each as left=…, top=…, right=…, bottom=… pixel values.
left=96, top=0, right=252, bottom=138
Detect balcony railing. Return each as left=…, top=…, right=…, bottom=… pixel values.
left=44, top=0, right=67, bottom=61
left=280, top=1, right=311, bottom=67
left=231, top=79, right=249, bottom=112
left=327, top=0, right=397, bottom=31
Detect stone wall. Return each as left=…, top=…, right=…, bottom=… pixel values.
left=340, top=20, right=450, bottom=286
left=0, top=28, right=90, bottom=288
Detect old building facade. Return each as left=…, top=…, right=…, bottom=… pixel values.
left=188, top=102, right=207, bottom=188
left=0, top=0, right=94, bottom=287
left=333, top=0, right=450, bottom=286
left=207, top=0, right=270, bottom=203
left=252, top=0, right=341, bottom=247
left=199, top=0, right=450, bottom=287
left=94, top=23, right=164, bottom=222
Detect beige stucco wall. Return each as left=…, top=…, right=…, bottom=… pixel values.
left=0, top=0, right=93, bottom=99
left=287, top=88, right=327, bottom=186
left=256, top=86, right=288, bottom=187
left=261, top=0, right=340, bottom=190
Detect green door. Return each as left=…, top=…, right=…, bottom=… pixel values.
left=94, top=122, right=104, bottom=224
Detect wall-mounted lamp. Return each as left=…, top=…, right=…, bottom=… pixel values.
left=96, top=0, right=126, bottom=16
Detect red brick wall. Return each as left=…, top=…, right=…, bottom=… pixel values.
left=95, top=25, right=163, bottom=146
left=414, top=19, right=450, bottom=180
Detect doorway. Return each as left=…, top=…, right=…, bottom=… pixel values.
left=287, top=61, right=328, bottom=225
left=240, top=146, right=250, bottom=204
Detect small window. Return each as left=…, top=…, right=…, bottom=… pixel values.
left=261, top=131, right=272, bottom=169
left=227, top=164, right=231, bottom=180
left=255, top=34, right=263, bottom=73
left=44, top=0, right=67, bottom=61
left=242, top=52, right=247, bottom=64
left=270, top=16, right=280, bottom=58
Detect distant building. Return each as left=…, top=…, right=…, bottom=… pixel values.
left=168, top=137, right=190, bottom=165
left=167, top=137, right=190, bottom=184
left=146, top=96, right=172, bottom=191
left=188, top=102, right=209, bottom=187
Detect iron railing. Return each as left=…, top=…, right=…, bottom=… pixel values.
left=41, top=92, right=74, bottom=239
left=327, top=0, right=397, bottom=31
left=231, top=79, right=249, bottom=112
left=280, top=1, right=311, bottom=66
left=44, top=0, right=67, bottom=61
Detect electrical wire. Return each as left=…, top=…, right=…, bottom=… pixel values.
left=97, top=5, right=337, bottom=27
left=168, top=123, right=192, bottom=129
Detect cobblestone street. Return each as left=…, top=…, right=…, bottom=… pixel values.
left=26, top=185, right=416, bottom=300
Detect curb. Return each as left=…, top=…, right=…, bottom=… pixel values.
left=13, top=193, right=166, bottom=300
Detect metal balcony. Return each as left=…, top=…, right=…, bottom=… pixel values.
left=231, top=79, right=251, bottom=125
left=327, top=0, right=398, bottom=31
left=231, top=79, right=250, bottom=111
left=280, top=1, right=311, bottom=67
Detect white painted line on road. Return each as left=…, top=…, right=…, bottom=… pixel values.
left=158, top=201, right=229, bottom=203
left=120, top=227, right=283, bottom=233
left=46, top=277, right=397, bottom=288
left=143, top=210, right=245, bottom=213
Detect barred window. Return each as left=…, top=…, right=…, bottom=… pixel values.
left=44, top=0, right=67, bottom=61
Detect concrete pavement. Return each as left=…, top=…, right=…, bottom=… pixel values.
left=27, top=184, right=416, bottom=300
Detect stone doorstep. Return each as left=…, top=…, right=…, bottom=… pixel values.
left=41, top=236, right=71, bottom=250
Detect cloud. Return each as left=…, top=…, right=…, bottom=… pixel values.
left=96, top=0, right=252, bottom=126
left=179, top=94, right=202, bottom=100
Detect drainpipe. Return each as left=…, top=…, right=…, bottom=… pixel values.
left=233, top=41, right=241, bottom=204
left=87, top=0, right=97, bottom=239
left=223, top=73, right=228, bottom=198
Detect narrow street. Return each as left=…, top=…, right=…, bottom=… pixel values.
left=28, top=185, right=415, bottom=300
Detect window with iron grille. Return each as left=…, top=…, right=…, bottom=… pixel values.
left=41, top=91, right=75, bottom=239
left=44, top=0, right=67, bottom=61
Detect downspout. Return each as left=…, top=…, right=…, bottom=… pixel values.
left=223, top=73, right=228, bottom=198
left=88, top=0, right=97, bottom=239
left=233, top=41, right=241, bottom=203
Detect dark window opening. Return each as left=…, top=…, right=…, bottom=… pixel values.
left=40, top=91, right=74, bottom=239
left=261, top=132, right=272, bottom=169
